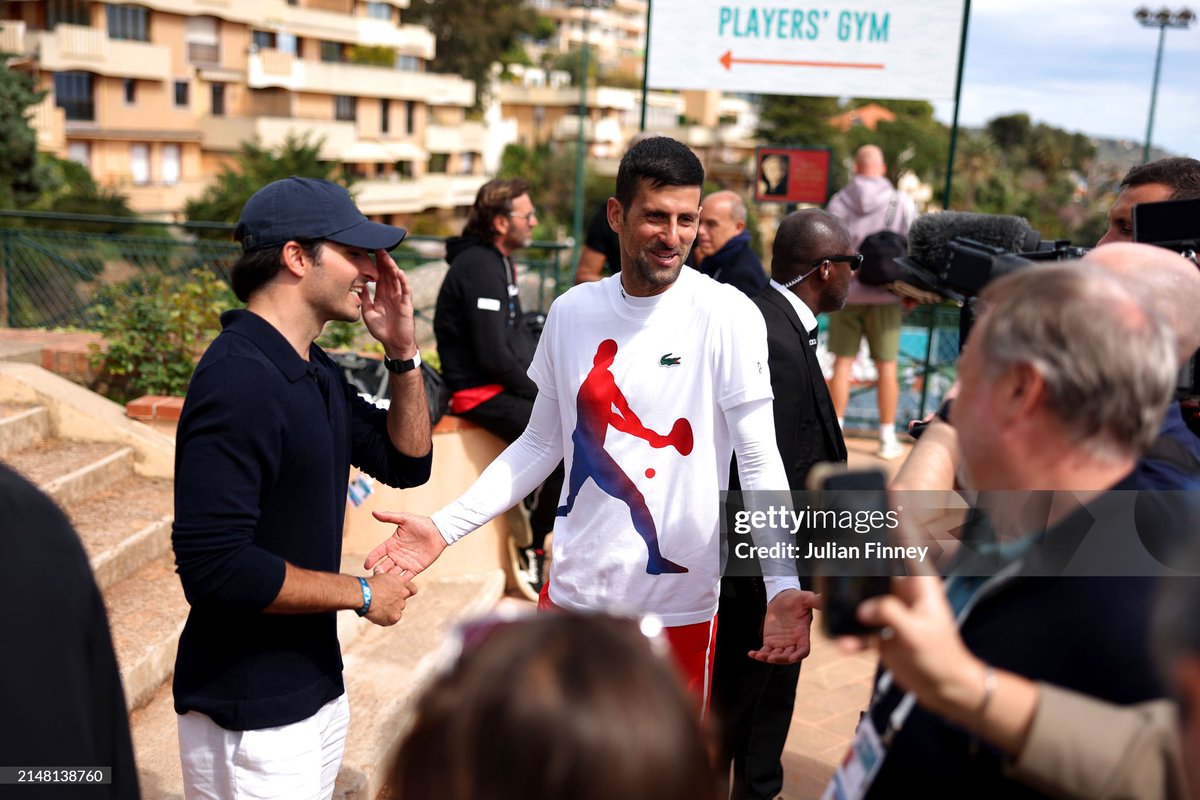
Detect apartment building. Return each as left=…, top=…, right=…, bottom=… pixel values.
left=498, top=80, right=761, bottom=194
left=1, top=0, right=488, bottom=222
left=527, top=0, right=646, bottom=71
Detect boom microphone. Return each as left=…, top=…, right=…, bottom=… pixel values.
left=905, top=212, right=1040, bottom=271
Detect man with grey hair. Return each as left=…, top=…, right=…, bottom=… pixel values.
left=859, top=263, right=1180, bottom=796
left=694, top=190, right=767, bottom=297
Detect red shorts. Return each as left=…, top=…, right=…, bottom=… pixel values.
left=538, top=582, right=719, bottom=715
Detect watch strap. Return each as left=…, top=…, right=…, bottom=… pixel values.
left=384, top=351, right=421, bottom=374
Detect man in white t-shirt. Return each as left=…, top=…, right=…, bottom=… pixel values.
left=367, top=136, right=817, bottom=705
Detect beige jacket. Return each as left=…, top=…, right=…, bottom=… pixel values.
left=1006, top=684, right=1187, bottom=800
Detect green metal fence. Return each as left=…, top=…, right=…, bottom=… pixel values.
left=0, top=210, right=571, bottom=339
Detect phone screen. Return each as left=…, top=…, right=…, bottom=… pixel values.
left=807, top=465, right=893, bottom=637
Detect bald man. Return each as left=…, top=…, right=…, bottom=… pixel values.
left=893, top=242, right=1200, bottom=493
left=694, top=190, right=767, bottom=297
left=826, top=145, right=917, bottom=459
left=1088, top=243, right=1200, bottom=488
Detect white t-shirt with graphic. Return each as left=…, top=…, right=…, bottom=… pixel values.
left=527, top=267, right=773, bottom=625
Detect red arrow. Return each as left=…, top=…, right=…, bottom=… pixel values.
left=719, top=49, right=884, bottom=71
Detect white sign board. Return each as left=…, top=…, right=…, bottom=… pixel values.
left=647, top=0, right=966, bottom=101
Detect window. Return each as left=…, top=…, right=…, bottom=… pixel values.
left=394, top=160, right=412, bottom=179
left=162, top=143, right=180, bottom=185
left=405, top=100, right=415, bottom=135
left=130, top=143, right=149, bottom=185
left=53, top=72, right=94, bottom=121
left=106, top=4, right=148, bottom=41
left=123, top=78, right=136, bottom=105
left=67, top=142, right=91, bottom=169
left=210, top=83, right=225, bottom=116
left=428, top=153, right=448, bottom=174
left=320, top=40, right=344, bottom=63
left=173, top=80, right=189, bottom=108
left=365, top=2, right=392, bottom=21
left=334, top=95, right=356, bottom=122
left=185, top=16, right=220, bottom=65
left=380, top=98, right=390, bottom=134
left=394, top=54, right=422, bottom=72
left=374, top=162, right=387, bottom=177
left=251, top=30, right=274, bottom=51
left=277, top=32, right=298, bottom=55
left=48, top=0, right=91, bottom=27
left=460, top=152, right=475, bottom=174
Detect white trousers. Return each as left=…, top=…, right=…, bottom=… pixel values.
left=178, top=693, right=350, bottom=800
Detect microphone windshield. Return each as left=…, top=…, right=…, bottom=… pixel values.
left=907, top=212, right=1038, bottom=270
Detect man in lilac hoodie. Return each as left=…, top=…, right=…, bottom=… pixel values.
left=825, top=145, right=917, bottom=459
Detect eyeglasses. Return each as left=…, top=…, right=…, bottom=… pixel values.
left=810, top=254, right=863, bottom=271
left=508, top=209, right=538, bottom=223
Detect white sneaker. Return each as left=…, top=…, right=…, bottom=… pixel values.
left=877, top=440, right=904, bottom=460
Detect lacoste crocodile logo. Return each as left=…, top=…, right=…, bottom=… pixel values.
left=659, top=353, right=682, bottom=367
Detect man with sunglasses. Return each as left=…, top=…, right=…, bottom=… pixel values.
left=435, top=178, right=564, bottom=595
left=714, top=209, right=856, bottom=799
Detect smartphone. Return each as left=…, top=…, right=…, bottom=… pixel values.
left=806, top=463, right=893, bottom=637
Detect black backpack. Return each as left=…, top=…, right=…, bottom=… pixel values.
left=857, top=229, right=908, bottom=286
left=856, top=191, right=908, bottom=286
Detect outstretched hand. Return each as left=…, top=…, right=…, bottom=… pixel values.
left=749, top=589, right=820, bottom=664
left=361, top=249, right=417, bottom=357
left=365, top=511, right=447, bottom=577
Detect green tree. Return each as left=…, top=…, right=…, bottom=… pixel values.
left=404, top=0, right=540, bottom=107
left=0, top=63, right=46, bottom=208
left=28, top=155, right=137, bottom=231
left=497, top=142, right=608, bottom=241
left=185, top=132, right=343, bottom=238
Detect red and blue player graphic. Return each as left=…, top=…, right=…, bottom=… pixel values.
left=556, top=339, right=694, bottom=574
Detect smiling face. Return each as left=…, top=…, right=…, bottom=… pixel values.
left=609, top=180, right=701, bottom=297
left=304, top=240, right=378, bottom=324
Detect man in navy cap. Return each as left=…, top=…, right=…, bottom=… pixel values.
left=171, top=177, right=432, bottom=798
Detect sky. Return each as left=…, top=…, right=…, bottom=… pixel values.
left=930, top=0, right=1199, bottom=158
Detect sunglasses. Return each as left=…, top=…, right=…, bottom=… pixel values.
left=810, top=254, right=863, bottom=271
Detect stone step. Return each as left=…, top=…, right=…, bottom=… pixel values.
left=70, top=475, right=174, bottom=591
left=128, top=571, right=505, bottom=800
left=105, top=554, right=188, bottom=713
left=1, top=437, right=134, bottom=509
left=0, top=404, right=49, bottom=456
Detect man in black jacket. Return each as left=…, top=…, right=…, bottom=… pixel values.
left=695, top=190, right=767, bottom=298
left=713, top=209, right=853, bottom=798
left=434, top=178, right=564, bottom=590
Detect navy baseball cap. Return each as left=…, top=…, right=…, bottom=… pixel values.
left=235, top=177, right=406, bottom=252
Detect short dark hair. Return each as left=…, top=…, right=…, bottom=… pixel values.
left=229, top=238, right=323, bottom=302
left=463, top=178, right=531, bottom=243
left=771, top=209, right=851, bottom=282
left=614, top=136, right=704, bottom=211
left=391, top=614, right=719, bottom=800
left=1121, top=157, right=1200, bottom=200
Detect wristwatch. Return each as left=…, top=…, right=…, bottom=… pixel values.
left=383, top=351, right=422, bottom=374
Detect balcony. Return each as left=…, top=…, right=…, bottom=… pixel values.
left=32, top=24, right=170, bottom=81
left=424, top=122, right=487, bottom=154
left=0, top=20, right=25, bottom=55
left=354, top=20, right=435, bottom=58
left=355, top=174, right=487, bottom=215
left=200, top=116, right=358, bottom=158
left=121, top=179, right=209, bottom=217
left=29, top=94, right=67, bottom=152
left=248, top=51, right=474, bottom=106
left=499, top=84, right=638, bottom=111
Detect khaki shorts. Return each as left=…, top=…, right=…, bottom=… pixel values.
left=827, top=303, right=902, bottom=362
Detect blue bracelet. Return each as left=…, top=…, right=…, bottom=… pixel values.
left=356, top=576, right=372, bottom=617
